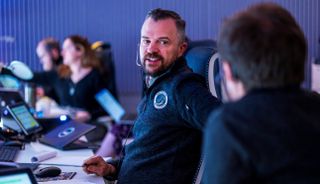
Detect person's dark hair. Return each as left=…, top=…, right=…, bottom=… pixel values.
left=218, top=2, right=307, bottom=90
left=58, top=35, right=100, bottom=78
left=39, top=37, right=62, bottom=67
left=146, top=8, right=186, bottom=43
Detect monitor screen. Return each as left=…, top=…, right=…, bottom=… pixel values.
left=95, top=89, right=125, bottom=122
left=6, top=103, right=42, bottom=135
left=0, top=75, right=20, bottom=89
left=0, top=173, right=34, bottom=184
left=0, top=168, right=37, bottom=184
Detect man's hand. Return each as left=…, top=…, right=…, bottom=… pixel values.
left=83, top=155, right=116, bottom=177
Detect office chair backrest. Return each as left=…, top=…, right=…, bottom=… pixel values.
left=185, top=40, right=223, bottom=184
left=185, top=39, right=221, bottom=100
left=92, top=41, right=118, bottom=100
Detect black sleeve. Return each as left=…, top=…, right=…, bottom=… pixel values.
left=104, top=157, right=123, bottom=181
left=1, top=67, right=15, bottom=76
left=1, top=67, right=57, bottom=86
left=29, top=71, right=58, bottom=86
left=175, top=75, right=222, bottom=130
left=203, top=108, right=253, bottom=184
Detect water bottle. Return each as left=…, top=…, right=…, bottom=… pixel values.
left=24, top=83, right=36, bottom=108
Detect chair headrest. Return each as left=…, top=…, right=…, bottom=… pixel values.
left=185, top=40, right=222, bottom=99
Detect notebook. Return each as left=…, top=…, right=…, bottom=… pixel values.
left=95, top=89, right=135, bottom=124
left=0, top=168, right=38, bottom=184
left=39, top=121, right=95, bottom=150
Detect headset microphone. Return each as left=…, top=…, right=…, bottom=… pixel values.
left=135, top=43, right=142, bottom=67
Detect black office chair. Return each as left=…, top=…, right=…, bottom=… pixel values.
left=185, top=39, right=222, bottom=100
left=184, top=39, right=223, bottom=184
left=92, top=41, right=118, bottom=100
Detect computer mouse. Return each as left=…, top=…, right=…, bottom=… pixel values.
left=3, top=140, right=23, bottom=147
left=34, top=166, right=61, bottom=178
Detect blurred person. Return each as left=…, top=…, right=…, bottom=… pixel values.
left=83, top=8, right=221, bottom=184
left=36, top=37, right=62, bottom=72
left=1, top=35, right=108, bottom=141
left=203, top=3, right=320, bottom=184
left=35, top=37, right=62, bottom=105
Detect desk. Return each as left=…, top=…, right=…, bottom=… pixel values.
left=15, top=141, right=106, bottom=184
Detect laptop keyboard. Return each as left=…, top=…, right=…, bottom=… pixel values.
left=0, top=145, right=20, bottom=162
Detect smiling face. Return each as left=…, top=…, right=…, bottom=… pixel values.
left=139, top=17, right=187, bottom=77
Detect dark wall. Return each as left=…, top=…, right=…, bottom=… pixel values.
left=1, top=0, right=319, bottom=95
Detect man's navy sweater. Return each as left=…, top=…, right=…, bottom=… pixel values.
left=115, top=57, right=221, bottom=184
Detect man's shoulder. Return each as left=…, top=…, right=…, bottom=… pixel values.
left=173, top=70, right=206, bottom=85
left=206, top=98, right=256, bottom=132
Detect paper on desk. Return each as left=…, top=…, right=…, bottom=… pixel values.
left=40, top=156, right=89, bottom=166
left=31, top=151, right=57, bottom=162
left=39, top=180, right=95, bottom=184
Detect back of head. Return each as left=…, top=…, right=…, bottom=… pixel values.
left=146, top=8, right=187, bottom=44
left=218, top=3, right=307, bottom=90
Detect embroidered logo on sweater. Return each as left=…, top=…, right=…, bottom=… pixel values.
left=154, top=91, right=168, bottom=109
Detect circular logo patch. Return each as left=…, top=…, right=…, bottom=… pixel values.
left=153, top=91, right=168, bottom=109
left=58, top=127, right=75, bottom=138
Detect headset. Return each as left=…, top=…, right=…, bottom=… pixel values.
left=136, top=43, right=142, bottom=67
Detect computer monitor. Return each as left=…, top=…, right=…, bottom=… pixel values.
left=0, top=168, right=37, bottom=184
left=95, top=89, right=135, bottom=124
left=0, top=75, right=20, bottom=89
left=6, top=102, right=42, bottom=136
left=95, top=89, right=125, bottom=122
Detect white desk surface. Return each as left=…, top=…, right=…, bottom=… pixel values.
left=15, top=141, right=106, bottom=184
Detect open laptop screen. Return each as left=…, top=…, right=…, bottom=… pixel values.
left=95, top=89, right=125, bottom=122
left=0, top=168, right=37, bottom=184
left=6, top=103, right=42, bottom=135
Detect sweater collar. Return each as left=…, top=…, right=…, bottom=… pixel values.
left=144, top=57, right=189, bottom=88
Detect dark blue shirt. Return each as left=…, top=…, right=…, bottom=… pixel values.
left=204, top=87, right=320, bottom=184
left=116, top=57, right=221, bottom=184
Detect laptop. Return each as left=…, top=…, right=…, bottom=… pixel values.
left=0, top=89, right=29, bottom=132
left=6, top=103, right=42, bottom=136
left=6, top=102, right=95, bottom=150
left=39, top=121, right=96, bottom=150
left=0, top=168, right=38, bottom=184
left=95, top=89, right=136, bottom=124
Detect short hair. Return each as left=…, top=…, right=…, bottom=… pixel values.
left=218, top=3, right=307, bottom=90
left=40, top=37, right=60, bottom=53
left=38, top=37, right=62, bottom=66
left=146, top=8, right=186, bottom=43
